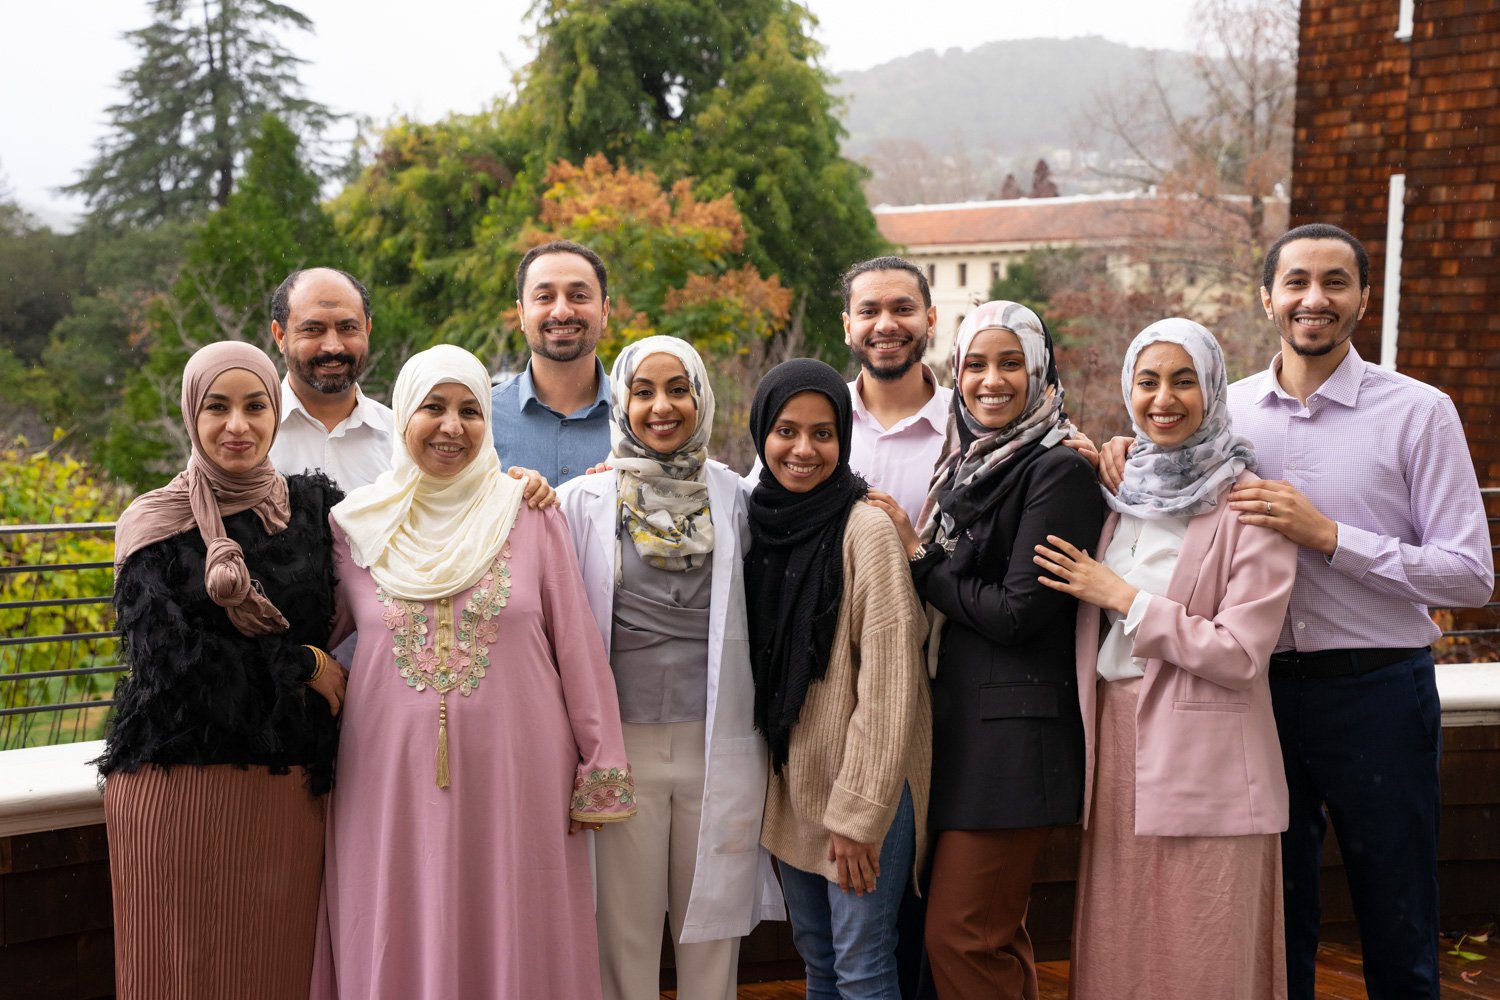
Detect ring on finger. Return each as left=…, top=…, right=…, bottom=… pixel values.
left=1265, top=500, right=1273, bottom=515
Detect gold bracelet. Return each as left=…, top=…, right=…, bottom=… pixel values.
left=303, top=645, right=327, bottom=684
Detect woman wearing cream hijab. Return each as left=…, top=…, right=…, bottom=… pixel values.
left=311, top=345, right=634, bottom=1000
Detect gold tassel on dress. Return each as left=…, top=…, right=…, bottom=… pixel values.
left=435, top=696, right=451, bottom=788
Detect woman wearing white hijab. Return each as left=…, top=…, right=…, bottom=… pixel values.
left=311, top=345, right=634, bottom=1000
left=1034, top=318, right=1297, bottom=999
left=558, top=335, right=783, bottom=1000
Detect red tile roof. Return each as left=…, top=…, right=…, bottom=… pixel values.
left=875, top=194, right=1288, bottom=249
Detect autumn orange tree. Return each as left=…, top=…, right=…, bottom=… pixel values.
left=435, top=155, right=791, bottom=462
left=423, top=155, right=789, bottom=366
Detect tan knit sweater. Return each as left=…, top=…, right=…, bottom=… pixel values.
left=760, top=501, right=932, bottom=882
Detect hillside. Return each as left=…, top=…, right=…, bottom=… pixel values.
left=833, top=36, right=1207, bottom=202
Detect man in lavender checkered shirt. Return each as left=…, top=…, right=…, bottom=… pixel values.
left=1216, top=224, right=1493, bottom=1000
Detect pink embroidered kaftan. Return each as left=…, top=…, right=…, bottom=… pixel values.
left=311, top=505, right=633, bottom=999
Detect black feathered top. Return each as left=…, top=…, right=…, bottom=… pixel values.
left=95, top=473, right=343, bottom=795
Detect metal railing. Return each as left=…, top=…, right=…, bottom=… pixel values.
left=0, top=522, right=120, bottom=751
left=2, top=491, right=1498, bottom=749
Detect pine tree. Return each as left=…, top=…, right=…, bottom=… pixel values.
left=1029, top=159, right=1059, bottom=198
left=67, top=0, right=334, bottom=227
left=99, top=116, right=341, bottom=488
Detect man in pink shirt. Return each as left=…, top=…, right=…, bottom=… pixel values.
left=1224, top=224, right=1492, bottom=1000
left=839, top=257, right=953, bottom=522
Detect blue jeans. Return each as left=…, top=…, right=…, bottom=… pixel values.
left=778, top=786, right=916, bottom=1000
left=1272, top=651, right=1442, bottom=1000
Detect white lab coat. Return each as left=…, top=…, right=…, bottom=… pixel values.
left=558, top=462, right=785, bottom=943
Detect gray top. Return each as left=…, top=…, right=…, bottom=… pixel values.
left=610, top=538, right=712, bottom=724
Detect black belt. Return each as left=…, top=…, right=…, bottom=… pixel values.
left=1269, top=646, right=1428, bottom=679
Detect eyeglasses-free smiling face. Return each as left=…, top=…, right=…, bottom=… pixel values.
left=958, top=327, right=1029, bottom=430
left=404, top=382, right=487, bottom=478
left=764, top=391, right=840, bottom=493
left=196, top=367, right=277, bottom=473
left=843, top=268, right=935, bottom=383
left=1129, top=341, right=1205, bottom=448
left=1260, top=238, right=1369, bottom=360
left=273, top=268, right=370, bottom=395
left=516, top=251, right=610, bottom=363
left=626, top=353, right=697, bottom=454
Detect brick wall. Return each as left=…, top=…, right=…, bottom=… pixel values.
left=1293, top=0, right=1500, bottom=485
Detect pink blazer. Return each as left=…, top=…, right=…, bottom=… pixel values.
left=1075, top=473, right=1297, bottom=837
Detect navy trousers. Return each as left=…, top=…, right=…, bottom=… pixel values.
left=1271, top=651, right=1442, bottom=1000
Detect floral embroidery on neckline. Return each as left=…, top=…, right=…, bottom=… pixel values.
left=376, top=543, right=513, bottom=697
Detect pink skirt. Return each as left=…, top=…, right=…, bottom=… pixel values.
left=1070, top=677, right=1286, bottom=1000
left=105, top=764, right=325, bottom=1000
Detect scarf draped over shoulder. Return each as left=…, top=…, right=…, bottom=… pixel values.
left=112, top=341, right=292, bottom=637
left=332, top=345, right=524, bottom=601
left=605, top=335, right=715, bottom=571
left=1107, top=317, right=1255, bottom=520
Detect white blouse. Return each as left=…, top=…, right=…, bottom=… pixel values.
left=1095, top=512, right=1190, bottom=682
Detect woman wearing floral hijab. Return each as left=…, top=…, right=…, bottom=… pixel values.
left=559, top=335, right=783, bottom=1000
left=1034, top=318, right=1296, bottom=999
left=311, top=345, right=633, bottom=1000
left=870, top=300, right=1103, bottom=999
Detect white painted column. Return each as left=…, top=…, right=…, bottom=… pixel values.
left=1396, top=0, right=1415, bottom=40
left=1380, top=173, right=1406, bottom=371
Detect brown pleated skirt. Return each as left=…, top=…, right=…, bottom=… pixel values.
left=1070, top=678, right=1286, bottom=1000
left=104, top=764, right=325, bottom=1000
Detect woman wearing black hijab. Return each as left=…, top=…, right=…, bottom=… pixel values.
left=746, top=358, right=930, bottom=1000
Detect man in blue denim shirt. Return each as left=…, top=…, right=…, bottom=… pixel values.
left=491, top=240, right=613, bottom=484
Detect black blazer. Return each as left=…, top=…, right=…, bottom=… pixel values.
left=911, top=443, right=1104, bottom=830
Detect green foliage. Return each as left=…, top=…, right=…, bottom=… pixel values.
left=512, top=0, right=886, bottom=355
left=0, top=208, right=87, bottom=364
left=66, top=0, right=335, bottom=226
left=0, top=439, right=129, bottom=749
left=448, top=155, right=791, bottom=367
left=97, top=116, right=341, bottom=490
left=329, top=109, right=530, bottom=389
left=34, top=222, right=194, bottom=464
left=988, top=254, right=1051, bottom=314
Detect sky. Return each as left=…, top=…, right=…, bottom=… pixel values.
left=0, top=0, right=1200, bottom=223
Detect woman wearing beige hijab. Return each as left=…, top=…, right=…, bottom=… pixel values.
left=98, top=341, right=349, bottom=999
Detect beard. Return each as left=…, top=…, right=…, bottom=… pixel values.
left=1280, top=313, right=1355, bottom=358
left=289, top=351, right=365, bottom=394
left=527, top=317, right=602, bottom=363
left=851, top=333, right=928, bottom=382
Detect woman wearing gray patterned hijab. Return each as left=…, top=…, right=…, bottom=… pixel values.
left=1033, top=318, right=1294, bottom=1000
left=1107, top=317, right=1256, bottom=519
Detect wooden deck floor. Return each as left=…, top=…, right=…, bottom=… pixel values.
left=671, top=938, right=1498, bottom=998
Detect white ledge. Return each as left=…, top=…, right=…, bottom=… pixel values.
left=0, top=740, right=104, bottom=838
left=1438, top=662, right=1500, bottom=727
left=3, top=663, right=1499, bottom=838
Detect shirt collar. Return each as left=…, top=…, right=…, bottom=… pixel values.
left=516, top=357, right=611, bottom=416
left=279, top=375, right=388, bottom=432
left=1260, top=343, right=1365, bottom=408
left=850, top=364, right=949, bottom=433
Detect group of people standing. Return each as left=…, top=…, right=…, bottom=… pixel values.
left=95, top=223, right=1493, bottom=1000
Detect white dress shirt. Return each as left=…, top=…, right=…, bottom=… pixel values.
left=269, top=377, right=395, bottom=492
left=1095, top=512, right=1191, bottom=681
